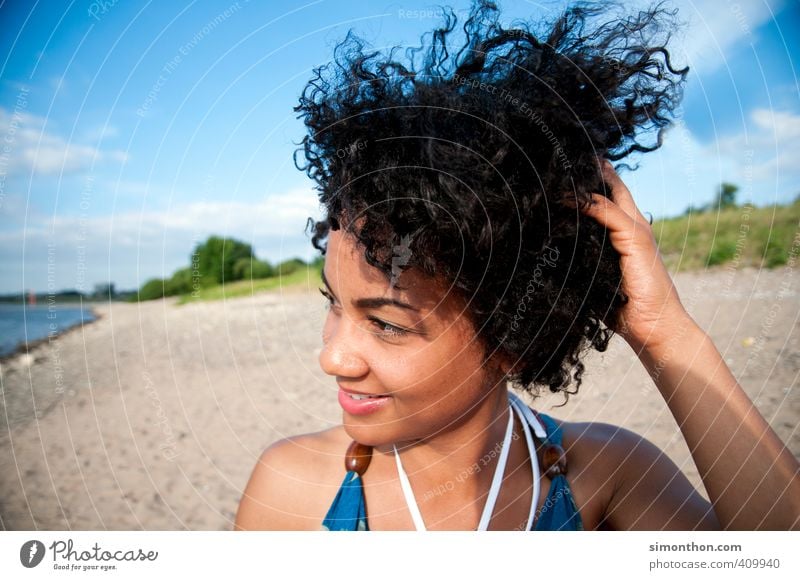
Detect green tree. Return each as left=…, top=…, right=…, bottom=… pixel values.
left=716, top=182, right=738, bottom=209
left=233, top=257, right=274, bottom=280
left=164, top=267, right=194, bottom=296
left=192, top=236, right=254, bottom=286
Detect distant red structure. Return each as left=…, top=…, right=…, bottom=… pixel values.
left=27, top=290, right=36, bottom=306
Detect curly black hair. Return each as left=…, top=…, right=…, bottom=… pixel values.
left=294, top=0, right=688, bottom=401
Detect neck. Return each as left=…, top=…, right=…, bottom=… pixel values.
left=380, top=384, right=521, bottom=515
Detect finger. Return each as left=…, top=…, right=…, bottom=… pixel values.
left=580, top=193, right=651, bottom=236
left=601, top=161, right=651, bottom=226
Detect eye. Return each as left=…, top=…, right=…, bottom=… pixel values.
left=319, top=287, right=410, bottom=339
left=367, top=316, right=408, bottom=339
left=319, top=288, right=337, bottom=311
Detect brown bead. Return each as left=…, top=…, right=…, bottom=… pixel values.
left=540, top=443, right=567, bottom=478
left=345, top=441, right=373, bottom=475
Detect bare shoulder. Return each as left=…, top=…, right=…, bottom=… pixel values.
left=557, top=419, right=658, bottom=473
left=555, top=418, right=720, bottom=530
left=234, top=426, right=351, bottom=530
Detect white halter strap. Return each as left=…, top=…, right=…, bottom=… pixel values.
left=393, top=391, right=545, bottom=531
left=509, top=391, right=543, bottom=530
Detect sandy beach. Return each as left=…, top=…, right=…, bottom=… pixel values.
left=0, top=266, right=798, bottom=530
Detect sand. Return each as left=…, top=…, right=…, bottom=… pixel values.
left=0, top=266, right=798, bottom=530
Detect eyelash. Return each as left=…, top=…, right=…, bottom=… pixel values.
left=318, top=288, right=409, bottom=339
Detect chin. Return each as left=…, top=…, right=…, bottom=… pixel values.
left=342, top=417, right=404, bottom=448
left=342, top=412, right=435, bottom=450
left=342, top=421, right=387, bottom=447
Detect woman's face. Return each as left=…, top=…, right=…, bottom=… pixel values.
left=318, top=229, right=508, bottom=447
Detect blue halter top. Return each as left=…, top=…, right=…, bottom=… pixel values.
left=321, top=404, right=583, bottom=531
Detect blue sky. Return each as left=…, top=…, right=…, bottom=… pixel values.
left=0, top=0, right=798, bottom=294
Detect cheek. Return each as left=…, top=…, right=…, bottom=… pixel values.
left=392, top=363, right=491, bottom=441
left=361, top=345, right=419, bottom=393
left=388, top=338, right=489, bottom=404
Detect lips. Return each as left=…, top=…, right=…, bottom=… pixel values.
left=337, top=387, right=391, bottom=416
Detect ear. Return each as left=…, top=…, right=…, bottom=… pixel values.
left=492, top=352, right=516, bottom=378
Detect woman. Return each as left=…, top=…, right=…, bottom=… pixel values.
left=235, top=1, right=800, bottom=530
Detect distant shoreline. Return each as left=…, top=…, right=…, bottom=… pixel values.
left=0, top=303, right=104, bottom=363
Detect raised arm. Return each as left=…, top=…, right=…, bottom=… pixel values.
left=577, top=161, right=800, bottom=530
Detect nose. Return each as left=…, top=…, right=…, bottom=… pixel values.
left=318, top=311, right=369, bottom=378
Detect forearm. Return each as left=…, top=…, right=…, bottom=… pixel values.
left=632, top=316, right=800, bottom=530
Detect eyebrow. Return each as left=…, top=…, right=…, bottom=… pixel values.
left=321, top=269, right=420, bottom=313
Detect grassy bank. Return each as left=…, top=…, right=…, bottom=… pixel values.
left=654, top=200, right=800, bottom=273
left=172, top=201, right=799, bottom=303
left=176, top=265, right=323, bottom=304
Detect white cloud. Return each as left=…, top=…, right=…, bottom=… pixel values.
left=83, top=124, right=119, bottom=143
left=96, top=179, right=175, bottom=198
left=669, top=0, right=787, bottom=74
left=715, top=108, right=800, bottom=182
left=0, top=107, right=129, bottom=176
left=539, top=0, right=787, bottom=74
left=619, top=119, right=734, bottom=217
left=0, top=187, right=321, bottom=246
left=0, top=187, right=324, bottom=293
left=0, top=192, right=29, bottom=223
left=751, top=108, right=800, bottom=140
left=621, top=106, right=800, bottom=217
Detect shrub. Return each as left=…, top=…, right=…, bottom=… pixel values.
left=137, top=278, right=166, bottom=301
left=276, top=258, right=307, bottom=276
left=234, top=257, right=275, bottom=280
left=164, top=268, right=194, bottom=296
left=706, top=240, right=737, bottom=266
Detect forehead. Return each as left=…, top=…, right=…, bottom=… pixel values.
left=324, top=229, right=426, bottom=294
left=323, top=229, right=469, bottom=323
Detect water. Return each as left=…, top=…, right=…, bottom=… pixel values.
left=0, top=303, right=97, bottom=357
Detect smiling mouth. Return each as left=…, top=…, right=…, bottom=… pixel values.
left=338, top=388, right=392, bottom=415
left=346, top=393, right=388, bottom=400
